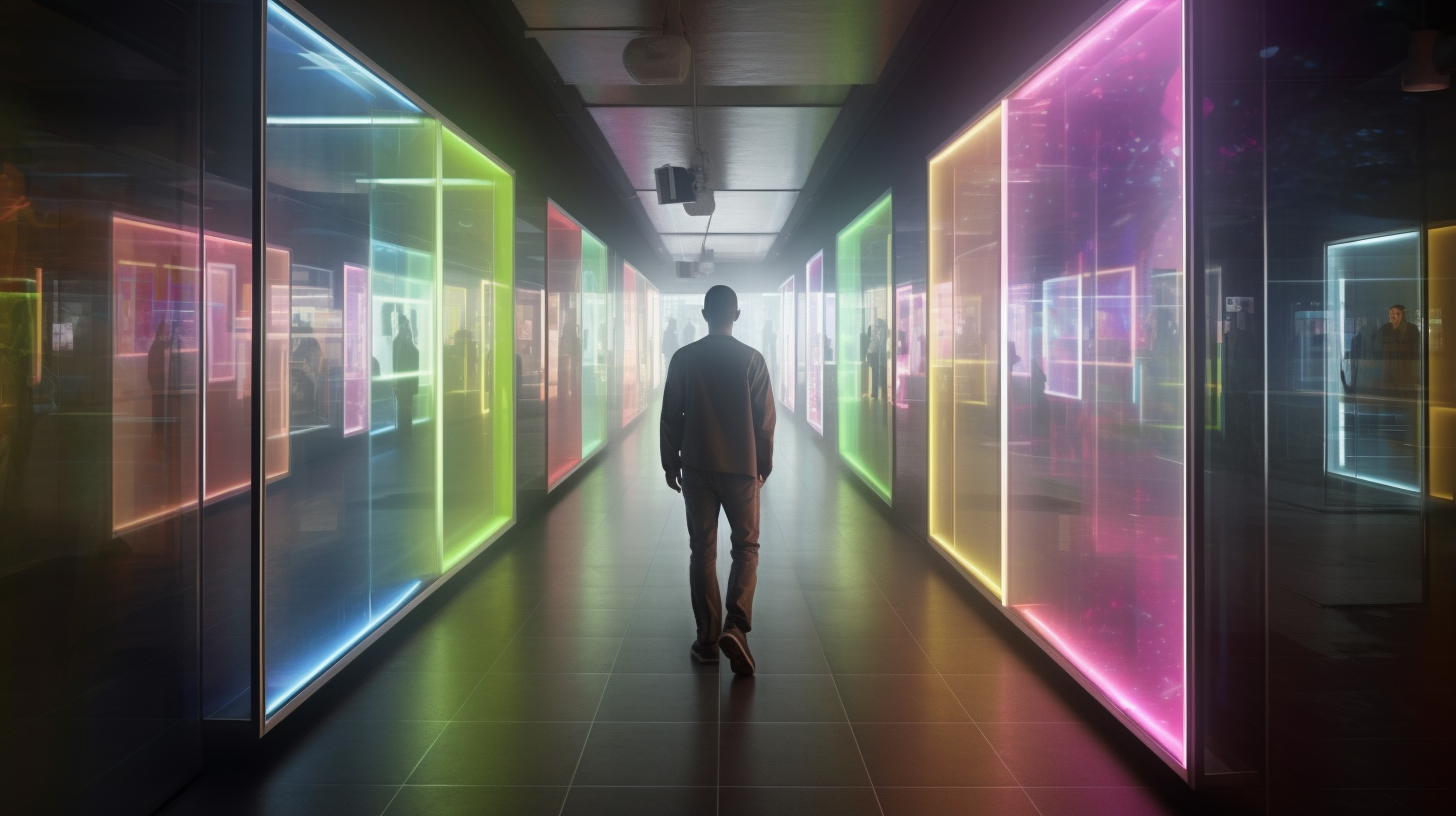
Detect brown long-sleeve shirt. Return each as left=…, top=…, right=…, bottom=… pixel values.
left=660, top=334, right=776, bottom=479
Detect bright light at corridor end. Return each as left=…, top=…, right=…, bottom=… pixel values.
left=926, top=0, right=1187, bottom=767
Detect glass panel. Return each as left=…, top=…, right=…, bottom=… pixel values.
left=928, top=108, right=1003, bottom=594
left=1002, top=0, right=1186, bottom=764
left=581, top=230, right=609, bottom=458
left=778, top=276, right=796, bottom=412
left=545, top=202, right=583, bottom=487
left=622, top=263, right=639, bottom=425
left=808, top=252, right=824, bottom=432
left=440, top=129, right=514, bottom=570
left=837, top=193, right=894, bottom=501
left=1, top=1, right=203, bottom=809
left=261, top=1, right=512, bottom=721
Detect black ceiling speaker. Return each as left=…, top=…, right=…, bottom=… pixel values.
left=655, top=165, right=696, bottom=205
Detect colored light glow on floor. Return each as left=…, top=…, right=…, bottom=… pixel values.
left=1017, top=606, right=1185, bottom=764
left=266, top=580, right=423, bottom=715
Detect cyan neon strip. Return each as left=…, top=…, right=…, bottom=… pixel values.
left=265, top=580, right=423, bottom=715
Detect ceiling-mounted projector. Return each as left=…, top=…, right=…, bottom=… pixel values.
left=654, top=165, right=696, bottom=205
left=623, top=33, right=690, bottom=84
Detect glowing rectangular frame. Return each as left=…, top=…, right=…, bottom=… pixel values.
left=807, top=251, right=824, bottom=433
left=836, top=192, right=895, bottom=503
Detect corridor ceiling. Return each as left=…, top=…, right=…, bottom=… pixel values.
left=503, top=0, right=922, bottom=263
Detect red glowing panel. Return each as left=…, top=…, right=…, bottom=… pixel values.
left=545, top=202, right=584, bottom=488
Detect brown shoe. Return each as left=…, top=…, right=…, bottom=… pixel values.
left=690, top=640, right=719, bottom=664
left=719, top=627, right=755, bottom=676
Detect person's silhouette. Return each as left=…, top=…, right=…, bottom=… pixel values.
left=393, top=315, right=420, bottom=439
left=661, top=285, right=775, bottom=676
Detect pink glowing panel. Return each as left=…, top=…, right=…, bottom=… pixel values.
left=111, top=215, right=201, bottom=533
left=343, top=263, right=369, bottom=437
left=894, top=284, right=925, bottom=410
left=1002, top=0, right=1187, bottom=765
left=806, top=252, right=824, bottom=433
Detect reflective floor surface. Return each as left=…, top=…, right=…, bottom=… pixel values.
left=159, top=406, right=1193, bottom=815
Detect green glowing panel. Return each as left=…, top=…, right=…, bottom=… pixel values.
left=836, top=192, right=894, bottom=502
left=440, top=128, right=515, bottom=570
left=580, top=231, right=610, bottom=458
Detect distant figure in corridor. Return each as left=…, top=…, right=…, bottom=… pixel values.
left=662, top=316, right=679, bottom=369
left=393, top=314, right=419, bottom=439
left=660, top=285, right=776, bottom=676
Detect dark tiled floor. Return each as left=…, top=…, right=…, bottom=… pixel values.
left=159, top=410, right=1191, bottom=815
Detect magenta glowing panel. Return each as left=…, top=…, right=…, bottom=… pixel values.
left=343, top=263, right=369, bottom=437
left=806, top=252, right=824, bottom=433
left=1002, top=0, right=1187, bottom=765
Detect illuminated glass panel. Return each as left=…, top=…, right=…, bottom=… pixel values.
left=545, top=201, right=591, bottom=488
left=807, top=252, right=824, bottom=433
left=1323, top=231, right=1422, bottom=493
left=440, top=128, right=515, bottom=570
left=1002, top=0, right=1186, bottom=764
left=622, top=262, right=640, bottom=425
left=928, top=107, right=1005, bottom=595
left=203, top=232, right=255, bottom=502
left=836, top=192, right=894, bottom=502
left=261, top=1, right=513, bottom=723
left=777, top=275, right=795, bottom=412
left=581, top=231, right=609, bottom=457
left=1431, top=225, right=1456, bottom=501
left=111, top=216, right=201, bottom=533
left=647, top=283, right=661, bottom=388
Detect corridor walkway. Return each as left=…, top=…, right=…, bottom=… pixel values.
left=162, top=411, right=1192, bottom=816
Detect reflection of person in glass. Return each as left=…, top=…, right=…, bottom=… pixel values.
left=147, top=319, right=173, bottom=448
left=663, top=317, right=680, bottom=367
left=869, top=317, right=889, bottom=402
left=290, top=335, right=324, bottom=425
left=1380, top=305, right=1420, bottom=395
left=393, top=314, right=419, bottom=438
left=559, top=314, right=581, bottom=399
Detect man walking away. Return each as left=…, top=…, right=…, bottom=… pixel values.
left=660, top=285, right=775, bottom=676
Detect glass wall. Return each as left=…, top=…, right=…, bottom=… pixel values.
left=545, top=203, right=582, bottom=486
left=808, top=251, right=825, bottom=433
left=581, top=230, right=609, bottom=457
left=927, top=0, right=1186, bottom=768
left=1, top=1, right=206, bottom=811
left=621, top=261, right=652, bottom=426
left=928, top=108, right=1003, bottom=595
left=261, top=1, right=514, bottom=724
left=544, top=202, right=609, bottom=488
left=1004, top=0, right=1185, bottom=766
left=837, top=193, right=895, bottom=502
left=777, top=276, right=796, bottom=412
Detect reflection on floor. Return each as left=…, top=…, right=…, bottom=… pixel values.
left=160, top=408, right=1192, bottom=816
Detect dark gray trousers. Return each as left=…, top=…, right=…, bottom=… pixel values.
left=681, top=466, right=760, bottom=644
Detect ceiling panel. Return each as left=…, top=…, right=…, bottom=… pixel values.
left=528, top=30, right=644, bottom=86
left=511, top=0, right=663, bottom=29
left=590, top=106, right=838, bottom=190
left=518, top=0, right=919, bottom=86
left=661, top=232, right=778, bottom=262
left=637, top=190, right=798, bottom=234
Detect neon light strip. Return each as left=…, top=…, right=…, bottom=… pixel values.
left=266, top=580, right=423, bottom=715
left=266, top=116, right=424, bottom=126
left=1018, top=606, right=1185, bottom=761
left=999, top=100, right=1010, bottom=602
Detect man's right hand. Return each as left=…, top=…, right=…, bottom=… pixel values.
left=665, top=469, right=682, bottom=493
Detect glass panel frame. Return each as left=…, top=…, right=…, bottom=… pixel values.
left=836, top=191, right=895, bottom=503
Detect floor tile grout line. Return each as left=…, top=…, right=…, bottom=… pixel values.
left=867, top=573, right=1047, bottom=816
left=555, top=510, right=669, bottom=816
left=795, top=564, right=888, bottom=816
left=376, top=573, right=551, bottom=814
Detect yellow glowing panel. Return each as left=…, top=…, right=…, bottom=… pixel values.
left=1430, top=224, right=1456, bottom=500
left=927, top=105, right=1003, bottom=598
